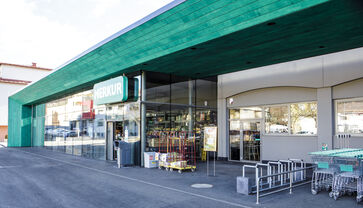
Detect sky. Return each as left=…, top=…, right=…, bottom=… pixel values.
left=0, top=0, right=174, bottom=69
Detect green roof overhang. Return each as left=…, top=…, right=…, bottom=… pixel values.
left=10, top=0, right=363, bottom=105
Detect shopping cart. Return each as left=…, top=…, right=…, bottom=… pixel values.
left=309, top=149, right=359, bottom=195
left=329, top=150, right=363, bottom=202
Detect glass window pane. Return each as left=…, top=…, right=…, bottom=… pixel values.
left=229, top=109, right=240, bottom=119
left=145, top=103, right=171, bottom=151
left=44, top=89, right=106, bottom=160
left=145, top=71, right=170, bottom=103
left=336, top=100, right=363, bottom=134
left=290, top=102, right=317, bottom=135
left=240, top=107, right=262, bottom=119
left=196, top=77, right=217, bottom=108
left=265, top=106, right=288, bottom=134
left=171, top=75, right=194, bottom=105
left=229, top=120, right=240, bottom=161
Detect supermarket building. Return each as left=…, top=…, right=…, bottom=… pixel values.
left=8, top=0, right=363, bottom=165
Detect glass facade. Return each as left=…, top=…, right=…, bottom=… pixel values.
left=336, top=98, right=363, bottom=135
left=290, top=102, right=317, bottom=135
left=265, top=105, right=289, bottom=134
left=43, top=88, right=141, bottom=161
left=144, top=71, right=217, bottom=158
left=228, top=102, right=317, bottom=161
left=44, top=90, right=107, bottom=159
left=38, top=72, right=216, bottom=163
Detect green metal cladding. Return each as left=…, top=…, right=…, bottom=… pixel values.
left=32, top=104, right=45, bottom=147
left=8, top=0, right=363, bottom=147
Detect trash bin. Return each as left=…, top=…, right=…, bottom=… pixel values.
left=114, top=140, right=132, bottom=168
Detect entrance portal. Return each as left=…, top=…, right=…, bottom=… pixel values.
left=106, top=121, right=124, bottom=160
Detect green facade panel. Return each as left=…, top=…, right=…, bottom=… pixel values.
left=32, top=104, right=45, bottom=147
left=8, top=98, right=32, bottom=147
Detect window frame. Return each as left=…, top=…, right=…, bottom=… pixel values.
left=227, top=101, right=318, bottom=137
left=335, top=97, right=363, bottom=137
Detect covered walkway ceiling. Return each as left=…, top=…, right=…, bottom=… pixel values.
left=11, top=0, right=363, bottom=105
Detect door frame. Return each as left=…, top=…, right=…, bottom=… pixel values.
left=106, top=121, right=115, bottom=160
left=239, top=119, right=261, bottom=163
left=228, top=118, right=262, bottom=163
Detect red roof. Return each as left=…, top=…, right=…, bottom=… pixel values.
left=0, top=62, right=52, bottom=71
left=0, top=78, right=32, bottom=85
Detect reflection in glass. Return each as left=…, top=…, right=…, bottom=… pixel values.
left=240, top=107, right=262, bottom=119
left=241, top=121, right=260, bottom=161
left=229, top=120, right=240, bottom=161
left=44, top=90, right=106, bottom=160
left=290, top=102, right=317, bottom=135
left=265, top=106, right=288, bottom=134
left=336, top=99, right=363, bottom=134
left=229, top=109, right=240, bottom=119
left=171, top=77, right=193, bottom=105
left=196, top=77, right=217, bottom=108
left=145, top=72, right=171, bottom=103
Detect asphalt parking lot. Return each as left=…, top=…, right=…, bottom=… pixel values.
left=0, top=146, right=361, bottom=208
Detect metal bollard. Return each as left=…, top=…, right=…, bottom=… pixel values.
left=256, top=168, right=260, bottom=204
left=289, top=171, right=293, bottom=194
left=117, top=147, right=121, bottom=168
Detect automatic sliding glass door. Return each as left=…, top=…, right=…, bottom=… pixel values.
left=241, top=121, right=260, bottom=161
left=229, top=107, right=262, bottom=162
left=229, top=120, right=241, bottom=160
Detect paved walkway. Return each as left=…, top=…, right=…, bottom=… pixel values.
left=0, top=147, right=360, bottom=208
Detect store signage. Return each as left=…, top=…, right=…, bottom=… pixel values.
left=204, top=126, right=217, bottom=152
left=93, top=76, right=128, bottom=105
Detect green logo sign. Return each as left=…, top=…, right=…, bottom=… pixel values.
left=93, top=76, right=128, bottom=105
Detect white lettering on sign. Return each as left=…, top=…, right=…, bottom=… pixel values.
left=93, top=76, right=128, bottom=105
left=94, top=83, right=123, bottom=100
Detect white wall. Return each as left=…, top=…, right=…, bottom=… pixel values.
left=218, top=47, right=363, bottom=162
left=261, top=136, right=317, bottom=162
left=0, top=83, right=26, bottom=125
left=0, top=64, right=52, bottom=127
left=1, top=65, right=51, bottom=82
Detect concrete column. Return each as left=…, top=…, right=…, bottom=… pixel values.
left=217, top=91, right=228, bottom=159
left=141, top=71, right=146, bottom=166
left=317, top=87, right=333, bottom=150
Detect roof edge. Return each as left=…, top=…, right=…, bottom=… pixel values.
left=0, top=62, right=52, bottom=71
left=54, top=0, right=186, bottom=72
left=0, top=77, right=32, bottom=85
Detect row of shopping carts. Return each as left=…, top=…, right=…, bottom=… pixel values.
left=310, top=148, right=363, bottom=203
left=153, top=131, right=197, bottom=173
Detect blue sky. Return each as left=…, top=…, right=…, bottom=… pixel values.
left=0, top=0, right=173, bottom=69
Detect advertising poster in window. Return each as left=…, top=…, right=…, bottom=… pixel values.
left=204, top=127, right=217, bottom=152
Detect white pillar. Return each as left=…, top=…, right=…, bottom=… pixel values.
left=317, top=87, right=333, bottom=150
left=217, top=82, right=227, bottom=158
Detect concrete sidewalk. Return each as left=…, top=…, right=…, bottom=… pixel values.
left=0, top=147, right=360, bottom=208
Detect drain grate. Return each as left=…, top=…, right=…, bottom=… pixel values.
left=191, top=184, right=213, bottom=189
